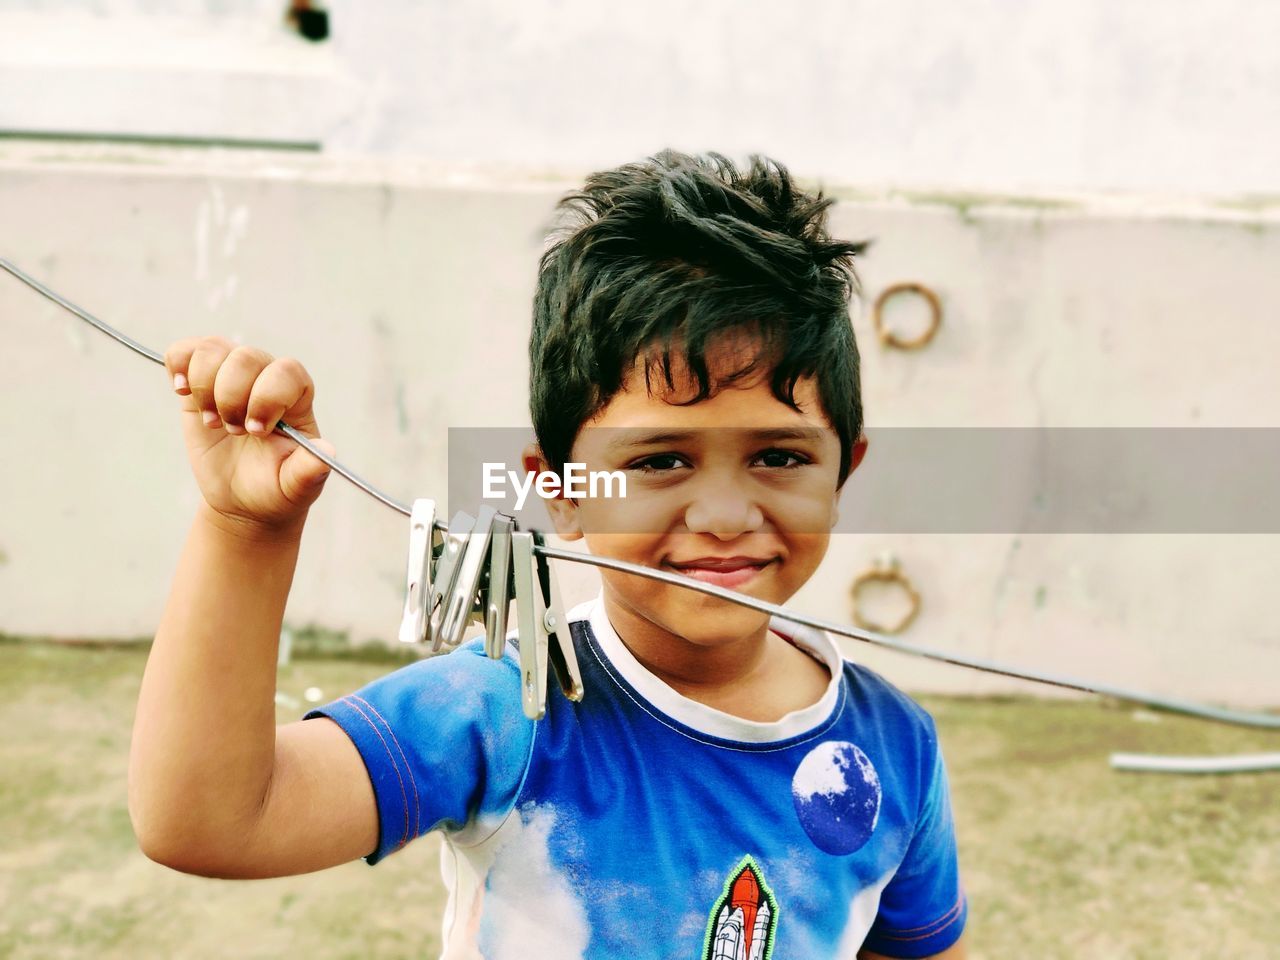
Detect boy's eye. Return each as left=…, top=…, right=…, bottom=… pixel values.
left=628, top=453, right=689, bottom=473
left=627, top=450, right=812, bottom=472
left=754, top=448, right=811, bottom=469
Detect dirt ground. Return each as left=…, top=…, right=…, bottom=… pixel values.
left=0, top=640, right=1276, bottom=959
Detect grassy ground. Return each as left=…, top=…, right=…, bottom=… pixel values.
left=0, top=640, right=1276, bottom=959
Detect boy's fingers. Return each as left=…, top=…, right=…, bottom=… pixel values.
left=186, top=337, right=236, bottom=425
left=213, top=345, right=275, bottom=431
left=243, top=357, right=317, bottom=437
left=163, top=338, right=202, bottom=395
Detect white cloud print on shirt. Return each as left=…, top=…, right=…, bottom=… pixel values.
left=442, top=802, right=590, bottom=960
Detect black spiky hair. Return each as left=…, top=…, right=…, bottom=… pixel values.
left=530, top=149, right=867, bottom=487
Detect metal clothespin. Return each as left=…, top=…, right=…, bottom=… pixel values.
left=533, top=530, right=584, bottom=707
left=429, top=510, right=474, bottom=652
left=484, top=513, right=516, bottom=659
left=397, top=498, right=439, bottom=646
left=435, top=506, right=498, bottom=650
left=511, top=530, right=584, bottom=719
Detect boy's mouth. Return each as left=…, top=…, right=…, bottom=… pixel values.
left=662, top=556, right=776, bottom=589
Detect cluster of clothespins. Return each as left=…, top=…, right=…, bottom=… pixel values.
left=396, top=500, right=584, bottom=720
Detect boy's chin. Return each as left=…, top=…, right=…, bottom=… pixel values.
left=677, top=626, right=771, bottom=649
left=604, top=567, right=798, bottom=644
left=650, top=593, right=777, bottom=646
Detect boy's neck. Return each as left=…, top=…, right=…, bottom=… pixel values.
left=600, top=589, right=831, bottom=723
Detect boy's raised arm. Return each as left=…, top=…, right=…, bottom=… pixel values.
left=127, top=336, right=377, bottom=878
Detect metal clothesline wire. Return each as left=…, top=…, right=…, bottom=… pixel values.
left=4, top=256, right=1279, bottom=739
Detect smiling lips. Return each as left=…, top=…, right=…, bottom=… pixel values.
left=665, top=555, right=775, bottom=588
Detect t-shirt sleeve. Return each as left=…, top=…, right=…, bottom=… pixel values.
left=861, top=719, right=967, bottom=958
left=302, top=639, right=534, bottom=865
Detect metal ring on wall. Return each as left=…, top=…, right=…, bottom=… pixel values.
left=872, top=282, right=942, bottom=350
left=850, top=552, right=921, bottom=635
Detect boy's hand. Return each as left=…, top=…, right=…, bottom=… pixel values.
left=165, top=336, right=335, bottom=534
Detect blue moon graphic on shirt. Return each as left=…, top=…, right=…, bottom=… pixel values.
left=791, top=741, right=881, bottom=855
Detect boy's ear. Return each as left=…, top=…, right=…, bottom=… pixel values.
left=848, top=433, right=869, bottom=475
left=831, top=434, right=870, bottom=528
left=520, top=442, right=583, bottom=541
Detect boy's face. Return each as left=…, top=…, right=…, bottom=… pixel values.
left=525, top=333, right=868, bottom=648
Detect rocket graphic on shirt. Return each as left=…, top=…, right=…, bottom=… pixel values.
left=704, top=857, right=778, bottom=960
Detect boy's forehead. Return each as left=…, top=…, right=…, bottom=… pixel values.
left=586, top=359, right=831, bottom=432
left=578, top=329, right=836, bottom=432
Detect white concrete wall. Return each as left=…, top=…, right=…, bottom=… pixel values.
left=325, top=0, right=1280, bottom=195
left=3, top=1, right=1280, bottom=194
left=2, top=142, right=1278, bottom=704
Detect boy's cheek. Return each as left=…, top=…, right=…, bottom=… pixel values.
left=579, top=531, right=656, bottom=560
left=788, top=532, right=832, bottom=578
left=771, top=493, right=844, bottom=535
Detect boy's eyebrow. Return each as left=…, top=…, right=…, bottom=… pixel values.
left=600, top=427, right=830, bottom=451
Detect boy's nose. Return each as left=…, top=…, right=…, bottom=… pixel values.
left=683, top=486, right=765, bottom=540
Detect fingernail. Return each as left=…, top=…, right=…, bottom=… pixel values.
left=173, top=373, right=188, bottom=392
left=202, top=410, right=220, bottom=427
left=225, top=423, right=246, bottom=436
left=246, top=418, right=265, bottom=435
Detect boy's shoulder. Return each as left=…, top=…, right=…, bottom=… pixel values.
left=769, top=609, right=941, bottom=745
left=838, top=655, right=941, bottom=739
left=352, top=635, right=525, bottom=709
left=307, top=636, right=531, bottom=783
left=833, top=654, right=946, bottom=791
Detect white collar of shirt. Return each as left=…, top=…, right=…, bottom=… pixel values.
left=567, top=589, right=844, bottom=744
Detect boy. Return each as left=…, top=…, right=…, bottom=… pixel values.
left=129, top=150, right=967, bottom=958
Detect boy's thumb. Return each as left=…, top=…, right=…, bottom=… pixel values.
left=281, top=436, right=336, bottom=499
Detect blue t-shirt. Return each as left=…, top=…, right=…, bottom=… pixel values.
left=305, top=592, right=966, bottom=959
